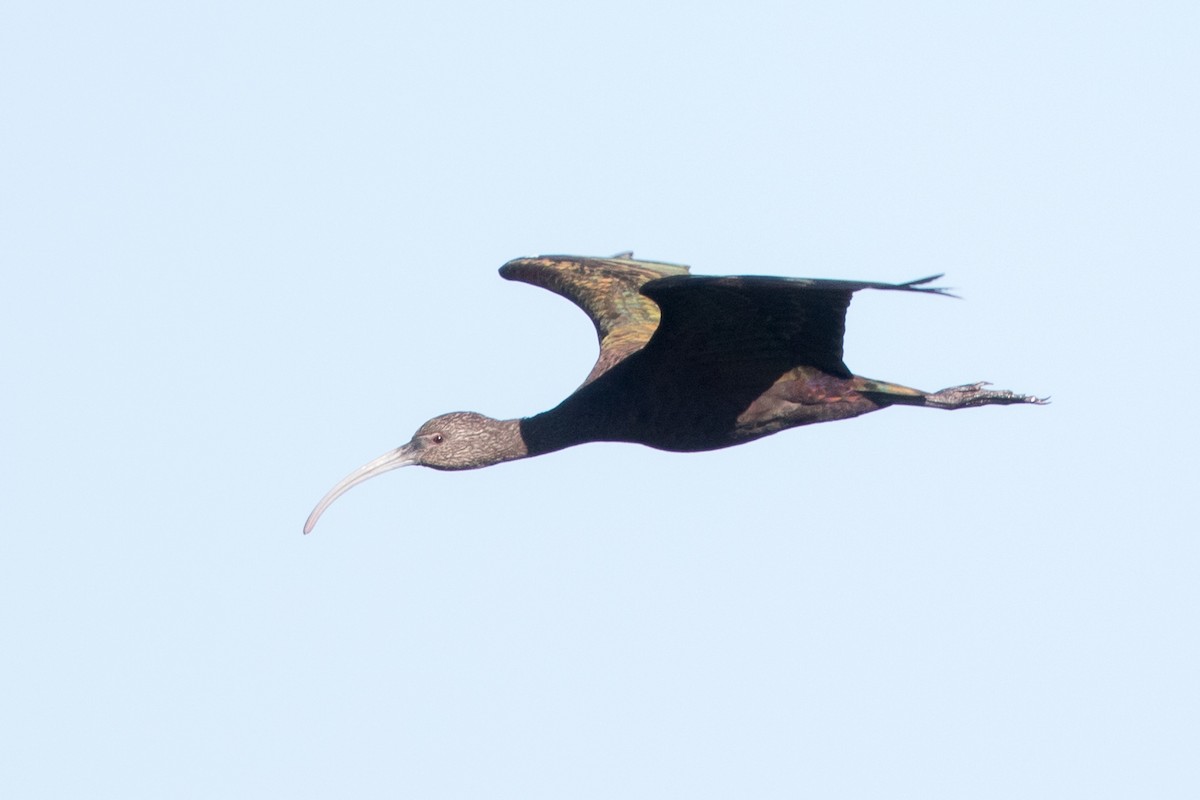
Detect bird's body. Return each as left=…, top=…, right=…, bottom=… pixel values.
left=304, top=254, right=1044, bottom=533
left=524, top=360, right=879, bottom=455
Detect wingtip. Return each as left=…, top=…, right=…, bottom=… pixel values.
left=901, top=274, right=960, bottom=299
left=498, top=256, right=538, bottom=279
left=903, top=273, right=945, bottom=286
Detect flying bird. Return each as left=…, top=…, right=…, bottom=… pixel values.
left=304, top=254, right=1044, bottom=533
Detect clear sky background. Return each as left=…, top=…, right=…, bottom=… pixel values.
left=3, top=2, right=1197, bottom=798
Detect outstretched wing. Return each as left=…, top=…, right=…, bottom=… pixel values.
left=639, top=274, right=951, bottom=379
left=499, top=254, right=692, bottom=385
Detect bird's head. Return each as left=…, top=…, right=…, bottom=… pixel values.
left=303, top=411, right=525, bottom=534
left=408, top=411, right=525, bottom=470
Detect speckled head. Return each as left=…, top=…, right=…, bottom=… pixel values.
left=303, top=412, right=526, bottom=534
left=408, top=412, right=527, bottom=471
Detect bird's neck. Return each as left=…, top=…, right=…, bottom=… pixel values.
left=472, top=417, right=532, bottom=467
left=519, top=401, right=611, bottom=458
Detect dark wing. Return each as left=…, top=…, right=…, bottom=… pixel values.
left=639, top=274, right=951, bottom=379
left=499, top=254, right=691, bottom=385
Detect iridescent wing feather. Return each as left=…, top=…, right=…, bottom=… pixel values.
left=499, top=254, right=691, bottom=385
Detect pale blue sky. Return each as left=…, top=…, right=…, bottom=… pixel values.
left=2, top=1, right=1197, bottom=798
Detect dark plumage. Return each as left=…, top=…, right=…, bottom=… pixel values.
left=304, top=254, right=1044, bottom=533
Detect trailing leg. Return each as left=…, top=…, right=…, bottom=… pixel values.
left=920, top=382, right=1047, bottom=409
left=853, top=376, right=1047, bottom=410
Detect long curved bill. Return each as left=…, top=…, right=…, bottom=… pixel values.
left=304, top=444, right=418, bottom=534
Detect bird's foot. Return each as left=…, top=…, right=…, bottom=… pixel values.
left=924, top=382, right=1049, bottom=410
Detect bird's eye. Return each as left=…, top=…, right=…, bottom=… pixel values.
left=432, top=433, right=444, bottom=444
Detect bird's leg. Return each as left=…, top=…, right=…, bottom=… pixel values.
left=921, top=382, right=1048, bottom=409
